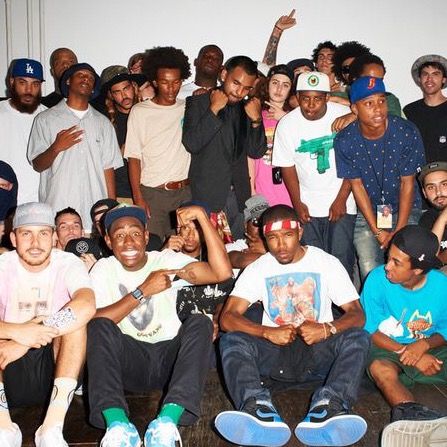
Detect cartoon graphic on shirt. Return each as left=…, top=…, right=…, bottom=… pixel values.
left=266, top=272, right=320, bottom=326
left=119, top=283, right=155, bottom=331
left=406, top=310, right=432, bottom=339
left=378, top=309, right=432, bottom=340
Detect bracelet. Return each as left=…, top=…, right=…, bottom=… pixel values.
left=374, top=229, right=384, bottom=238
left=274, top=25, right=283, bottom=31
left=394, top=346, right=406, bottom=355
left=250, top=118, right=262, bottom=125
left=323, top=323, right=327, bottom=340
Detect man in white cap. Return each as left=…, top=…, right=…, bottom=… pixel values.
left=404, top=55, right=447, bottom=163
left=272, top=72, right=357, bottom=277
left=0, top=202, right=95, bottom=447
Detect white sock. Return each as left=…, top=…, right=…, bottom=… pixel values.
left=0, top=382, right=14, bottom=430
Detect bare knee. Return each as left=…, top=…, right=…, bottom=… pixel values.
left=369, top=359, right=400, bottom=386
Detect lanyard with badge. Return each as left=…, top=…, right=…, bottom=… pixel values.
left=363, top=142, right=393, bottom=229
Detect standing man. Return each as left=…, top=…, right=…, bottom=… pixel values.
left=215, top=205, right=369, bottom=447
left=125, top=46, right=192, bottom=239
left=0, top=58, right=46, bottom=204
left=418, top=161, right=447, bottom=265
left=28, top=63, right=122, bottom=232
left=100, top=65, right=145, bottom=201
left=312, top=41, right=342, bottom=93
left=42, top=48, right=78, bottom=108
left=0, top=202, right=95, bottom=447
left=182, top=56, right=267, bottom=240
left=87, top=204, right=231, bottom=447
left=335, top=77, right=425, bottom=281
left=404, top=55, right=447, bottom=163
left=361, top=226, right=447, bottom=445
left=177, top=45, right=224, bottom=99
left=273, top=72, right=356, bottom=276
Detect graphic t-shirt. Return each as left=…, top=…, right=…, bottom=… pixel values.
left=0, top=249, right=92, bottom=323
left=231, top=246, right=358, bottom=327
left=90, top=249, right=196, bottom=343
left=272, top=102, right=356, bottom=217
left=361, top=266, right=447, bottom=343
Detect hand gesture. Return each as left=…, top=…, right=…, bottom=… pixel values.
left=52, top=125, right=84, bottom=154
left=165, top=234, right=185, bottom=252
left=9, top=316, right=58, bottom=348
left=275, top=9, right=297, bottom=31
left=140, top=268, right=185, bottom=297
left=176, top=205, right=207, bottom=228
left=210, top=89, right=228, bottom=115
left=264, top=324, right=296, bottom=345
left=265, top=101, right=287, bottom=121
left=244, top=97, right=262, bottom=122
left=297, top=320, right=326, bottom=345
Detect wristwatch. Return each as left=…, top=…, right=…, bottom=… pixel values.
left=130, top=287, right=145, bottom=303
left=326, top=321, right=337, bottom=335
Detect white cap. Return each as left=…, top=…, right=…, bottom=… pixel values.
left=296, top=72, right=330, bottom=93
left=12, top=202, right=55, bottom=229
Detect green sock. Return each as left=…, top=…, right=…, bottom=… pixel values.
left=102, top=407, right=129, bottom=427
left=158, top=403, right=184, bottom=425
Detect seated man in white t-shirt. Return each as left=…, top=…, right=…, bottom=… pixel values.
left=0, top=202, right=95, bottom=447
left=87, top=204, right=231, bottom=447
left=215, top=204, right=370, bottom=447
left=273, top=72, right=357, bottom=278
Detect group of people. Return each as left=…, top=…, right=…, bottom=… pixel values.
left=1, top=9, right=447, bottom=447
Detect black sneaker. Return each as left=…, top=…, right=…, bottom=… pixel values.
left=295, top=397, right=367, bottom=446
left=391, top=402, right=445, bottom=422
left=214, top=397, right=291, bottom=446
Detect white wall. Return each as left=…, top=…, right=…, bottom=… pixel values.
left=1, top=0, right=446, bottom=106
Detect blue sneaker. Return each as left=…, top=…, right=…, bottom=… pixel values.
left=100, top=421, right=141, bottom=447
left=215, top=398, right=291, bottom=446
left=295, top=399, right=367, bottom=446
left=144, top=416, right=182, bottom=447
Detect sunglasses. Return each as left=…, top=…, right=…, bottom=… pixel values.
left=251, top=217, right=261, bottom=227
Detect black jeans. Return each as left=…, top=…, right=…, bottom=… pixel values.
left=87, top=314, right=213, bottom=428
left=220, top=327, right=370, bottom=410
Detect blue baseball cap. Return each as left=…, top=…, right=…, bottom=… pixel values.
left=60, top=63, right=101, bottom=99
left=104, top=204, right=147, bottom=233
left=11, top=58, right=44, bottom=81
left=350, top=76, right=386, bottom=104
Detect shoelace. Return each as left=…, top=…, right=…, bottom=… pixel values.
left=149, top=422, right=182, bottom=447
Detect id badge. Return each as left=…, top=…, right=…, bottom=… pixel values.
left=377, top=204, right=393, bottom=229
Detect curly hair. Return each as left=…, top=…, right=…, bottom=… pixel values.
left=143, top=46, right=191, bottom=82
left=349, top=53, right=386, bottom=83
left=333, top=41, right=371, bottom=83
left=311, top=41, right=337, bottom=63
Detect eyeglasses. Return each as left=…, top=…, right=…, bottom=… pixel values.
left=342, top=65, right=351, bottom=74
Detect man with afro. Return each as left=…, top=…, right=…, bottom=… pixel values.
left=125, top=46, right=193, bottom=239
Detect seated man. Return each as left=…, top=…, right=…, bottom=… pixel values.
left=361, top=225, right=447, bottom=443
left=0, top=202, right=95, bottom=447
left=215, top=204, right=369, bottom=447
left=164, top=204, right=234, bottom=339
left=87, top=204, right=231, bottom=447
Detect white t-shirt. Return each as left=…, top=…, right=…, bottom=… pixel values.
left=231, top=246, right=358, bottom=327
left=0, top=100, right=46, bottom=204
left=225, top=239, right=248, bottom=279
left=272, top=102, right=356, bottom=217
left=90, top=249, right=196, bottom=344
left=0, top=249, right=92, bottom=323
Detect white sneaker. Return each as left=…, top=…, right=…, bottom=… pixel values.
left=35, top=424, right=68, bottom=447
left=0, top=423, right=22, bottom=447
left=100, top=421, right=142, bottom=447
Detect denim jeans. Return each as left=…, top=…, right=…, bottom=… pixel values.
left=301, top=214, right=356, bottom=278
left=219, top=327, right=370, bottom=410
left=354, top=208, right=422, bottom=282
